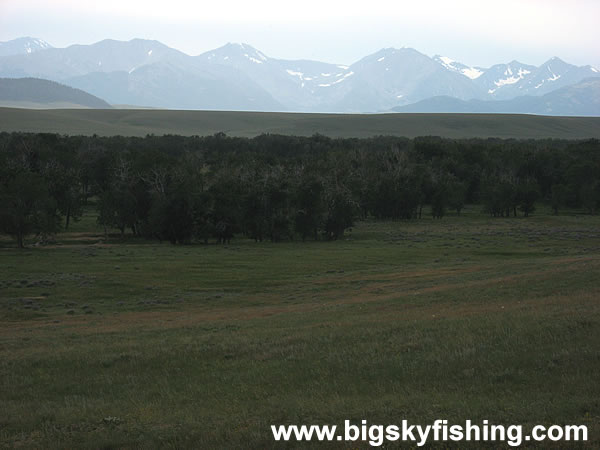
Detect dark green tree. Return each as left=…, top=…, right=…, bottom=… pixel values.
left=0, top=172, right=59, bottom=248
left=550, top=184, right=568, bottom=215
left=517, top=180, right=540, bottom=217
left=322, top=183, right=357, bottom=240
left=294, top=175, right=325, bottom=241
left=447, top=179, right=467, bottom=215
left=580, top=181, right=600, bottom=215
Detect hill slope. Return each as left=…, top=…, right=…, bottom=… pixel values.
left=0, top=77, right=112, bottom=109
left=0, top=108, right=598, bottom=139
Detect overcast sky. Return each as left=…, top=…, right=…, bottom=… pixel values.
left=1, top=0, right=599, bottom=68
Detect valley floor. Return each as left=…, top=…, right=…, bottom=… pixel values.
left=1, top=206, right=599, bottom=448
left=1, top=107, right=600, bottom=139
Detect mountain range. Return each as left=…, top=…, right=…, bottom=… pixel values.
left=0, top=36, right=598, bottom=115
left=393, top=78, right=600, bottom=116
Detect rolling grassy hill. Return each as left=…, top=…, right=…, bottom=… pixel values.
left=0, top=78, right=112, bottom=109
left=1, top=107, right=599, bottom=138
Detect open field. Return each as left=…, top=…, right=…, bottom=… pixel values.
left=1, top=107, right=600, bottom=139
left=1, top=206, right=599, bottom=448
left=0, top=101, right=92, bottom=110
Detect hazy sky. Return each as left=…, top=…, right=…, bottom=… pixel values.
left=1, top=0, right=599, bottom=68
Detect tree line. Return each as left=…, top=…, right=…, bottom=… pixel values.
left=1, top=132, right=599, bottom=247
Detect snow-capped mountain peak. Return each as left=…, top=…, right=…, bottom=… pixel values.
left=475, top=60, right=537, bottom=95
left=202, top=42, right=269, bottom=64
left=0, top=37, right=53, bottom=57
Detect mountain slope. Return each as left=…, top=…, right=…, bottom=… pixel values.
left=392, top=78, right=600, bottom=116
left=197, top=43, right=347, bottom=111
left=65, top=62, right=285, bottom=111
left=318, top=47, right=485, bottom=112
left=0, top=77, right=112, bottom=108
left=515, top=58, right=600, bottom=97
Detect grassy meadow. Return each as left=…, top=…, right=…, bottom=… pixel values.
left=1, top=107, right=600, bottom=139
left=1, top=205, right=599, bottom=448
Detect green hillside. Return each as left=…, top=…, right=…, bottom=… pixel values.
left=0, top=78, right=112, bottom=109
left=1, top=107, right=599, bottom=138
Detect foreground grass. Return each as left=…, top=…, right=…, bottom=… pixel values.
left=1, top=207, right=599, bottom=448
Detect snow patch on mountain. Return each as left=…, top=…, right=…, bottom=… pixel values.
left=438, top=56, right=454, bottom=66
left=434, top=55, right=484, bottom=79
left=546, top=66, right=561, bottom=81
left=255, top=50, right=267, bottom=61
left=17, top=38, right=53, bottom=56
left=35, top=39, right=51, bottom=49
left=461, top=67, right=484, bottom=79
left=245, top=54, right=263, bottom=64
left=494, top=77, right=519, bottom=87
left=286, top=69, right=305, bottom=81
left=318, top=71, right=354, bottom=87
left=494, top=68, right=531, bottom=88
left=286, top=69, right=303, bottom=77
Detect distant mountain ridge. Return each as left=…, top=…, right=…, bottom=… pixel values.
left=392, top=78, right=600, bottom=116
left=0, top=37, right=598, bottom=114
left=0, top=37, right=52, bottom=57
left=0, top=77, right=112, bottom=109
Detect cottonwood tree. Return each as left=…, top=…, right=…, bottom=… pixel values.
left=42, top=159, right=85, bottom=229
left=322, top=182, right=357, bottom=240
left=294, top=173, right=325, bottom=241
left=0, top=172, right=59, bottom=248
left=580, top=181, right=600, bottom=215
left=517, top=180, right=540, bottom=217
left=447, top=179, right=467, bottom=215
left=550, top=184, right=568, bottom=215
